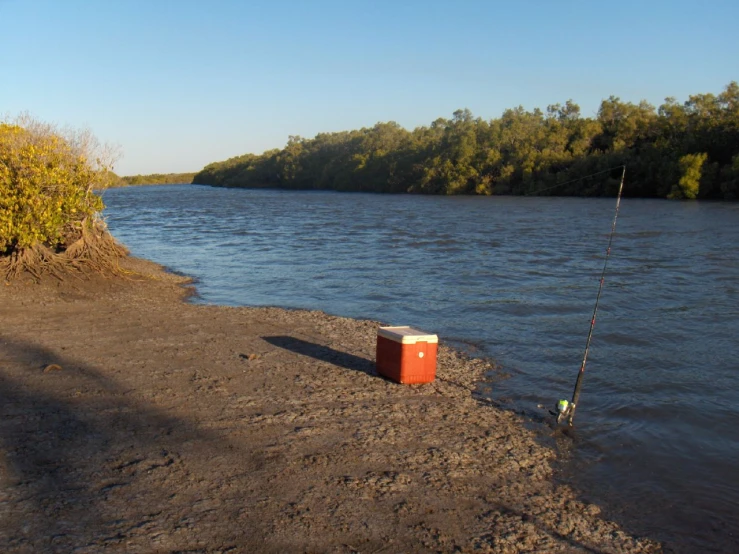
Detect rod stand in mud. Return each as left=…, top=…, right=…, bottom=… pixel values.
left=556, top=165, right=626, bottom=427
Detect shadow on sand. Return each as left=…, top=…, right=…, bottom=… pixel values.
left=262, top=335, right=377, bottom=377
left=0, top=335, right=248, bottom=552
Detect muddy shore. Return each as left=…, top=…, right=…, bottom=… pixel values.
left=0, top=257, right=661, bottom=553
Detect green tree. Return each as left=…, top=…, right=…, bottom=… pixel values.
left=669, top=152, right=708, bottom=199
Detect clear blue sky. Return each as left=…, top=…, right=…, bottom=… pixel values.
left=2, top=0, right=737, bottom=175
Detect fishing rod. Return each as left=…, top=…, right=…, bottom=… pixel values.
left=556, top=165, right=627, bottom=426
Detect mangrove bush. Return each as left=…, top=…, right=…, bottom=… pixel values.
left=0, top=116, right=126, bottom=279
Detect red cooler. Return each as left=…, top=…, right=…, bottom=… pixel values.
left=376, top=326, right=438, bottom=384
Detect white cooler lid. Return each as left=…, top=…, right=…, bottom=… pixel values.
left=378, top=326, right=438, bottom=344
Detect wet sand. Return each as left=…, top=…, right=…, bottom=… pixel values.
left=0, top=257, right=661, bottom=553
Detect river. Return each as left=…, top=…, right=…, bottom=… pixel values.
left=103, top=184, right=739, bottom=552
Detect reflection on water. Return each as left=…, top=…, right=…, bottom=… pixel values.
left=104, top=185, right=739, bottom=552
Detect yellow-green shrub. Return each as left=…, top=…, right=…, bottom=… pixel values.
left=0, top=122, right=105, bottom=254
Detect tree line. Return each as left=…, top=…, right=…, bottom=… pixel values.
left=120, top=172, right=197, bottom=186
left=193, top=83, right=739, bottom=199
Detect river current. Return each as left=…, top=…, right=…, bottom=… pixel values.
left=103, top=185, right=739, bottom=552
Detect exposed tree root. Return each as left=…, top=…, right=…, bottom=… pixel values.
left=1, top=218, right=128, bottom=282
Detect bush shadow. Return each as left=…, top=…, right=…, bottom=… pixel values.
left=0, top=334, right=245, bottom=551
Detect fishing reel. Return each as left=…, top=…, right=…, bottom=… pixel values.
left=554, top=399, right=575, bottom=426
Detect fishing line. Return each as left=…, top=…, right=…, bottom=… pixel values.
left=525, top=165, right=627, bottom=197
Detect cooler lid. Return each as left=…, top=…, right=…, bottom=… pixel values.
left=378, top=326, right=438, bottom=344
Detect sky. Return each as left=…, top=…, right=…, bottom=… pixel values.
left=1, top=0, right=737, bottom=176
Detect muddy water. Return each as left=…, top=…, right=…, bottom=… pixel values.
left=103, top=185, right=739, bottom=552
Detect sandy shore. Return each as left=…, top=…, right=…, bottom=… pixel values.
left=0, top=257, right=660, bottom=553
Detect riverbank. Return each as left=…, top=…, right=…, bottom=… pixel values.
left=0, top=257, right=660, bottom=553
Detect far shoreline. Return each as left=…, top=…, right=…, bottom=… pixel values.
left=103, top=181, right=739, bottom=204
